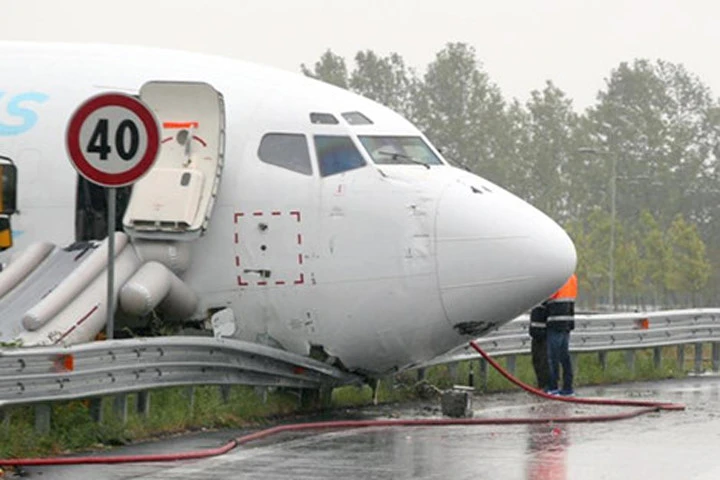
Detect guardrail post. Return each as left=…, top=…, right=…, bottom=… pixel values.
left=713, top=343, right=720, bottom=372
left=417, top=368, right=426, bottom=382
left=34, top=404, right=51, bottom=435
left=254, top=386, right=268, bottom=404
left=220, top=385, right=231, bottom=404
left=114, top=394, right=128, bottom=424
left=677, top=345, right=685, bottom=372
left=89, top=398, right=103, bottom=424
left=289, top=388, right=303, bottom=408
left=0, top=408, right=8, bottom=433
left=478, top=359, right=488, bottom=391
left=625, top=350, right=636, bottom=374
left=299, top=386, right=332, bottom=409
left=505, top=355, right=516, bottom=376
left=136, top=391, right=151, bottom=417
left=653, top=347, right=662, bottom=370
left=598, top=352, right=607, bottom=371
left=572, top=354, right=579, bottom=377
left=185, top=387, right=195, bottom=412
left=448, top=363, right=458, bottom=383
left=695, top=343, right=704, bottom=374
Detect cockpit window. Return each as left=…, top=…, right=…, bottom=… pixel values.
left=310, top=112, right=339, bottom=125
left=258, top=133, right=313, bottom=175
left=314, top=135, right=367, bottom=177
left=358, top=136, right=444, bottom=166
left=341, top=111, right=373, bottom=125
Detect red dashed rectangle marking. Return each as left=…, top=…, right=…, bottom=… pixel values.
left=233, top=210, right=305, bottom=289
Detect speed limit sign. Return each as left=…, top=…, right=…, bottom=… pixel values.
left=66, top=93, right=160, bottom=187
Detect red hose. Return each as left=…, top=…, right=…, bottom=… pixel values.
left=0, top=341, right=685, bottom=467
left=468, top=340, right=686, bottom=411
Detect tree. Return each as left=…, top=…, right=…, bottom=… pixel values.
left=582, top=59, right=720, bottom=306
left=411, top=43, right=509, bottom=181
left=515, top=81, right=581, bottom=222
left=613, top=229, right=645, bottom=308
left=586, top=59, right=720, bottom=229
left=564, top=210, right=611, bottom=307
left=636, top=211, right=671, bottom=305
left=301, top=49, right=349, bottom=88
left=666, top=214, right=711, bottom=305
left=349, top=50, right=418, bottom=119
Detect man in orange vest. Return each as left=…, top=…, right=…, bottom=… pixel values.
left=545, top=273, right=577, bottom=396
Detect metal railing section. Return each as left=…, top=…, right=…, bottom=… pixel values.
left=2, top=308, right=720, bottom=408
left=422, top=308, right=720, bottom=366
left=0, top=336, right=360, bottom=407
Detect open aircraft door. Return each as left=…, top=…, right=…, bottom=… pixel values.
left=123, top=82, right=225, bottom=241
left=0, top=156, right=17, bottom=251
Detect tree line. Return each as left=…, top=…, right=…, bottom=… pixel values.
left=301, top=43, right=720, bottom=309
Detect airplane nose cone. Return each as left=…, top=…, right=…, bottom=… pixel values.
left=435, top=182, right=576, bottom=336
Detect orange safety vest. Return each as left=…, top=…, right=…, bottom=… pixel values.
left=547, top=274, right=577, bottom=331
left=550, top=274, right=577, bottom=301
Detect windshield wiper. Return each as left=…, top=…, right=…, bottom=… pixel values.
left=376, top=150, right=431, bottom=169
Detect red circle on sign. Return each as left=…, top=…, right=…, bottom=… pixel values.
left=66, top=93, right=160, bottom=187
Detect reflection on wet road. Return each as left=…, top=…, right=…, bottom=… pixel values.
left=18, top=376, right=720, bottom=479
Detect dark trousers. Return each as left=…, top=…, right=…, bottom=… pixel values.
left=547, top=328, right=573, bottom=392
left=531, top=336, right=550, bottom=390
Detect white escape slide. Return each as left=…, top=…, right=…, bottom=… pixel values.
left=0, top=232, right=197, bottom=346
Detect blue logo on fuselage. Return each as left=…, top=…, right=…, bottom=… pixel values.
left=0, top=92, right=49, bottom=136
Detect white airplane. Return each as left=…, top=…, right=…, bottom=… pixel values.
left=0, top=42, right=576, bottom=378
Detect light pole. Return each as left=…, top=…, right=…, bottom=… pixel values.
left=578, top=147, right=616, bottom=309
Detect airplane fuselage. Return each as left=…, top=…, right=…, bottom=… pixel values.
left=0, top=42, right=576, bottom=375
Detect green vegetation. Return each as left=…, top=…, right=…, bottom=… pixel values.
left=0, top=385, right=298, bottom=459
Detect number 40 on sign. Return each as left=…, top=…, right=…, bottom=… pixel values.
left=66, top=92, right=160, bottom=188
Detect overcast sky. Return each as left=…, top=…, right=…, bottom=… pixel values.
left=2, top=0, right=717, bottom=110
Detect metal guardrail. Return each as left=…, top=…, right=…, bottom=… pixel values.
left=0, top=336, right=360, bottom=408
left=2, top=309, right=720, bottom=409
left=422, top=308, right=720, bottom=366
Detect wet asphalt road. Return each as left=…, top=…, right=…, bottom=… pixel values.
left=14, top=375, right=720, bottom=479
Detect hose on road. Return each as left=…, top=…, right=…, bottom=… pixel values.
left=0, top=341, right=685, bottom=467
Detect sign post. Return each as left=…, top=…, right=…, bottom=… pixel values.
left=66, top=93, right=160, bottom=339
left=107, top=187, right=116, bottom=337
